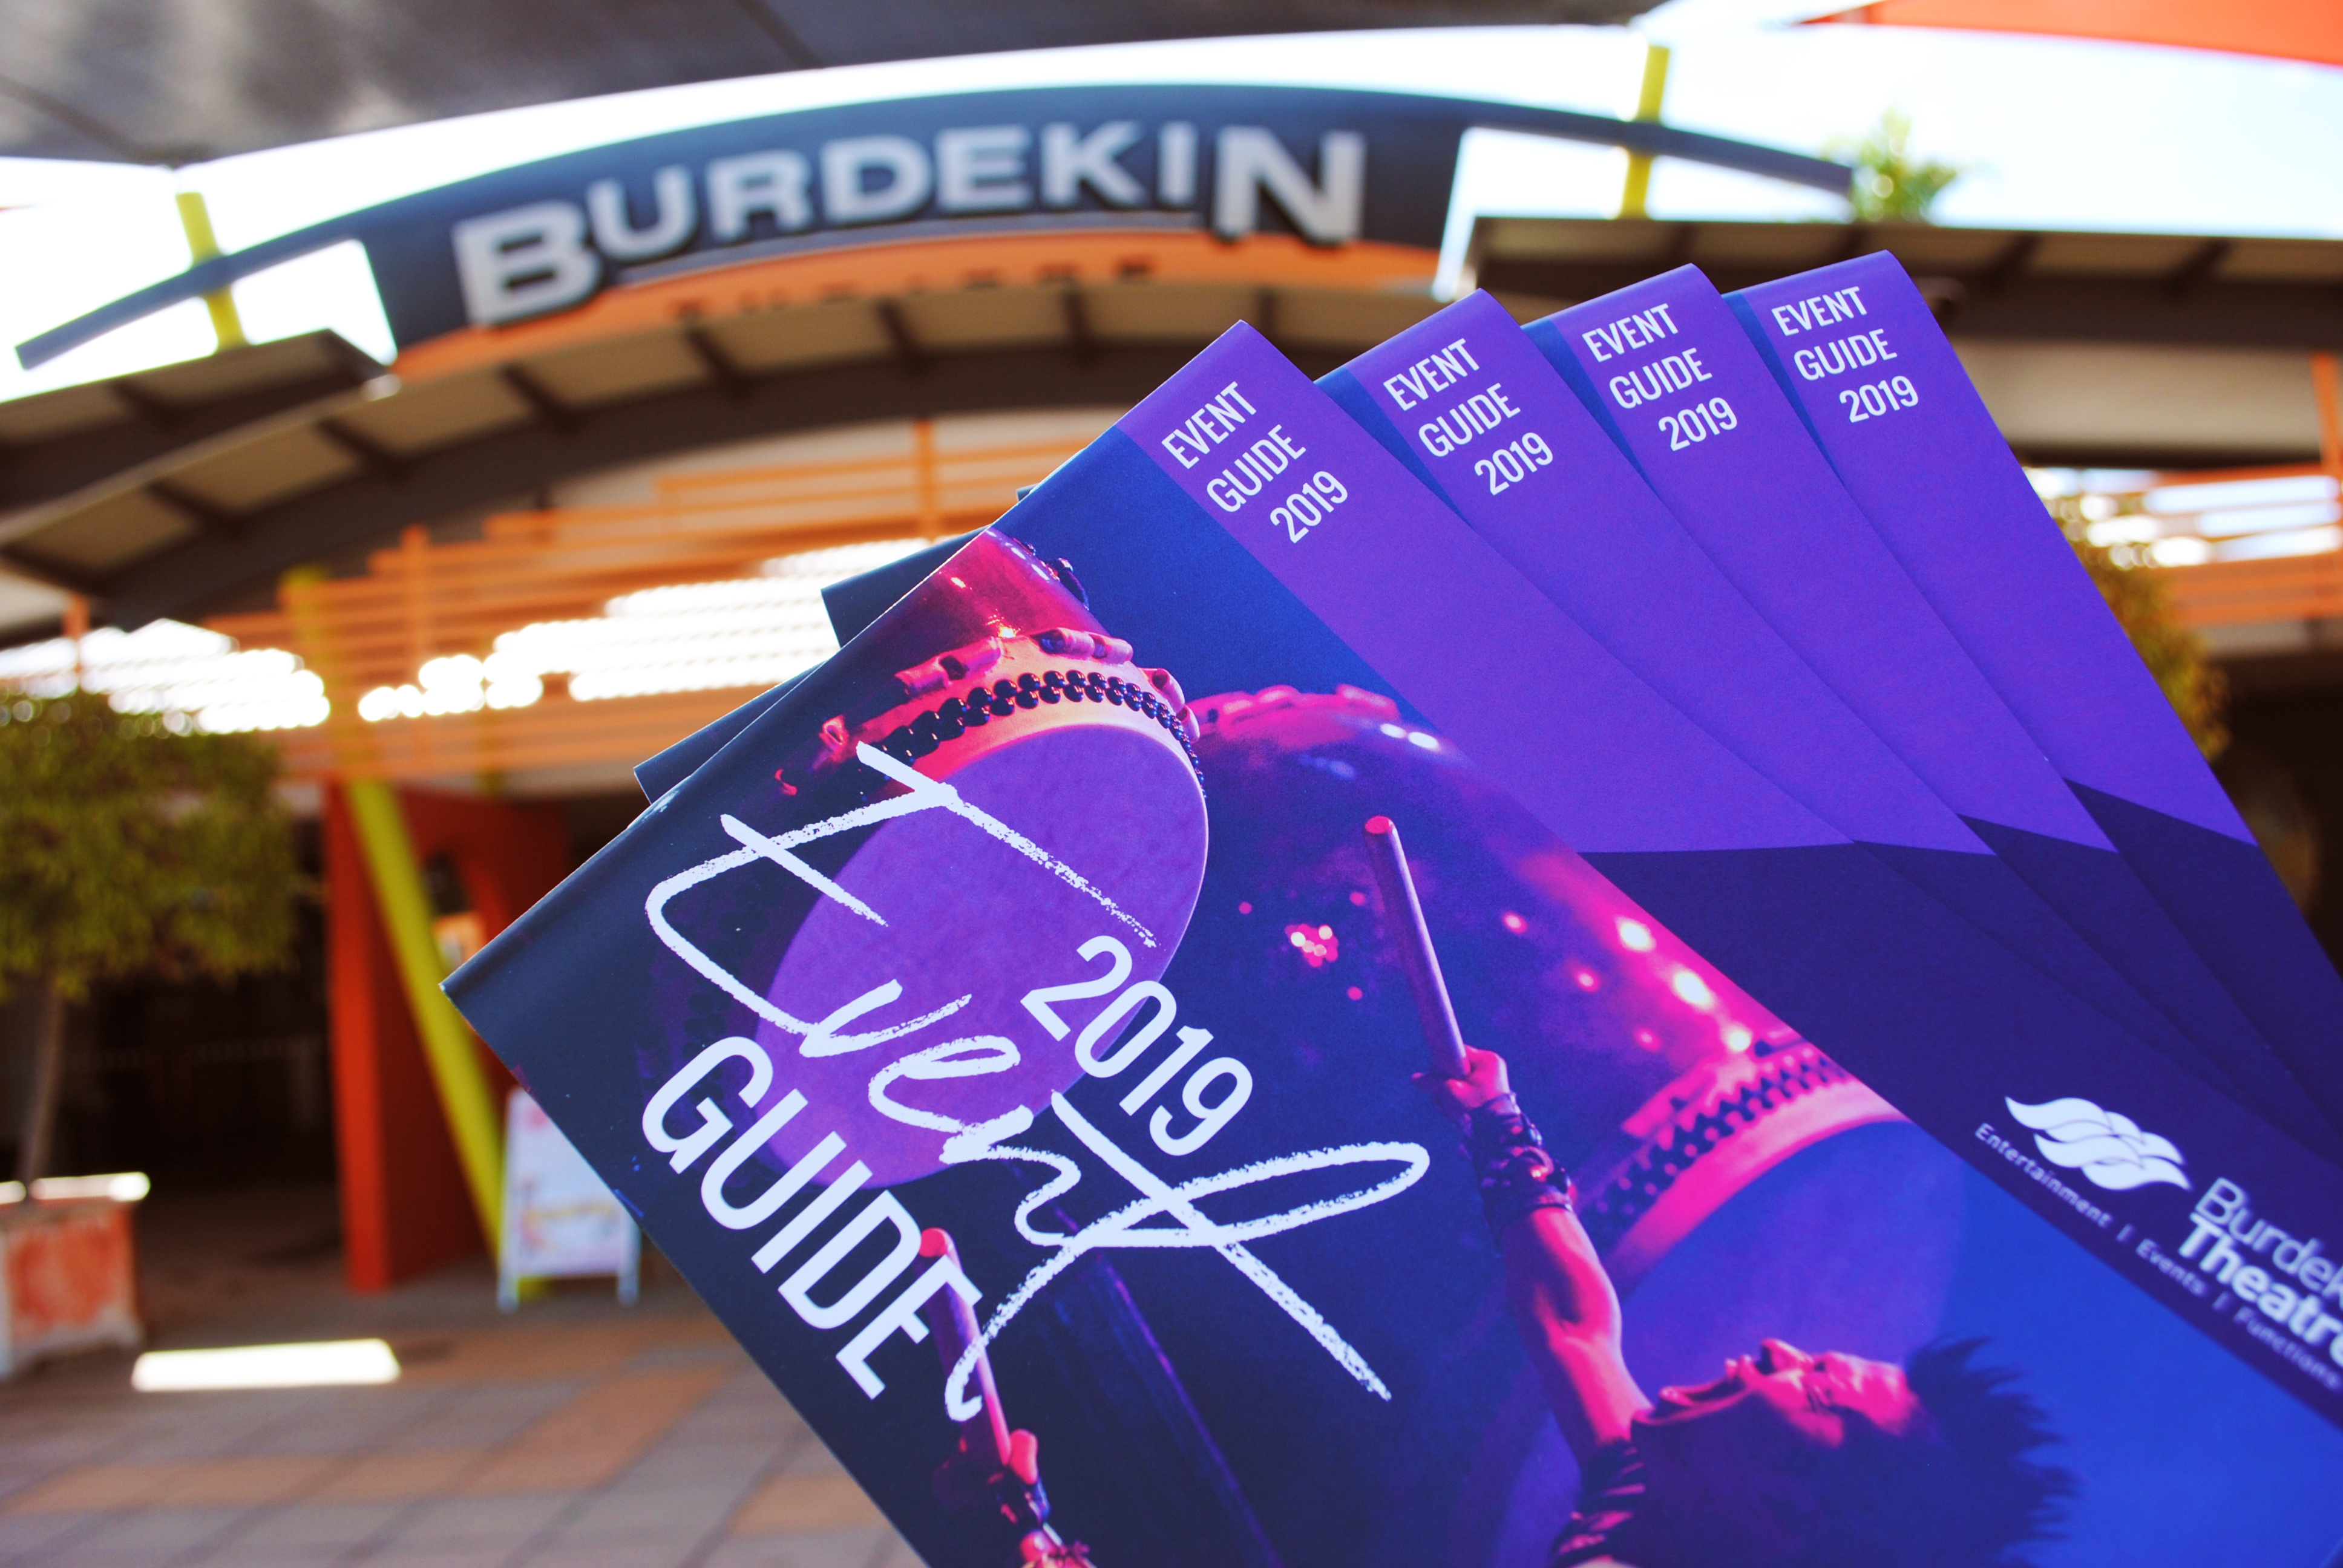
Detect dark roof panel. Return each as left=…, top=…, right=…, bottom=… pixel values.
left=0, top=1, right=1657, bottom=163
left=1464, top=217, right=2343, bottom=351
left=0, top=331, right=386, bottom=511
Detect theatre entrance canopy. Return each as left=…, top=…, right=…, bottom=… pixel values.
left=11, top=81, right=2341, bottom=788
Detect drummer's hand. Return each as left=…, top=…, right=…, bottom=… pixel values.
left=1415, top=1045, right=1512, bottom=1120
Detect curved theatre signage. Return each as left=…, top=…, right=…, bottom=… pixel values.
left=20, top=84, right=1846, bottom=368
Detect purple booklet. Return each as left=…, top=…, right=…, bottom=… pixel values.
left=449, top=319, right=2343, bottom=1568
left=1521, top=270, right=2332, bottom=1154
left=1320, top=289, right=2275, bottom=1130
left=1729, top=252, right=2343, bottom=1149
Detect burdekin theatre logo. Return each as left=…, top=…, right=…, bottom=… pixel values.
left=2003, top=1096, right=2190, bottom=1192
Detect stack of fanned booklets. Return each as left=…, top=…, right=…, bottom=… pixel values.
left=448, top=255, right=2343, bottom=1568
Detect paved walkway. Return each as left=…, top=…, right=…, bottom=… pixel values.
left=0, top=1187, right=914, bottom=1568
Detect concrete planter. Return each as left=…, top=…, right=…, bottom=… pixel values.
left=0, top=1174, right=148, bottom=1378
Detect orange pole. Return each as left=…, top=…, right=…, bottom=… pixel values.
left=62, top=594, right=88, bottom=690
left=326, top=785, right=398, bottom=1290
left=914, top=419, right=942, bottom=538
left=2312, top=351, right=2342, bottom=485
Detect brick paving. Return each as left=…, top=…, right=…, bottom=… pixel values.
left=0, top=1188, right=914, bottom=1568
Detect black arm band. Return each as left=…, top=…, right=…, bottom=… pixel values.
left=1464, top=1094, right=1573, bottom=1238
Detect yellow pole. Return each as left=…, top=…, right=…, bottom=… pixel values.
left=344, top=779, right=505, bottom=1241
left=1619, top=44, right=1672, bottom=221
left=284, top=564, right=504, bottom=1243
left=174, top=189, right=247, bottom=351
left=283, top=555, right=503, bottom=1256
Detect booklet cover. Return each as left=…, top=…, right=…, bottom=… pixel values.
left=449, top=323, right=2343, bottom=1568
left=1727, top=252, right=2343, bottom=1145
left=1319, top=288, right=2266, bottom=1124
left=1520, top=272, right=2333, bottom=1158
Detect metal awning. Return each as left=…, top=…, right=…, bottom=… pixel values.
left=1465, top=217, right=2343, bottom=467
left=0, top=332, right=387, bottom=512
left=19, top=215, right=2338, bottom=635
left=1, top=1, right=1660, bottom=163
left=0, top=241, right=1485, bottom=630
left=1465, top=217, right=2343, bottom=350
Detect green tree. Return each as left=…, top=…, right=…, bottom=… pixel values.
left=2042, top=495, right=2230, bottom=761
left=0, top=696, right=301, bottom=1181
left=1828, top=110, right=1962, bottom=223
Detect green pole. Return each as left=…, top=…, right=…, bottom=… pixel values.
left=344, top=779, right=504, bottom=1241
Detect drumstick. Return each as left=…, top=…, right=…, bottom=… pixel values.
left=1362, top=815, right=1472, bottom=1080
left=917, top=1228, right=1012, bottom=1468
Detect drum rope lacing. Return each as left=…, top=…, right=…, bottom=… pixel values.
left=1577, top=1041, right=1861, bottom=1253
left=871, top=668, right=1207, bottom=786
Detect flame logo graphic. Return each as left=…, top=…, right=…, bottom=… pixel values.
left=2004, top=1097, right=2189, bottom=1191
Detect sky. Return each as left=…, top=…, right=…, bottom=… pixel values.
left=0, top=1, right=2338, bottom=403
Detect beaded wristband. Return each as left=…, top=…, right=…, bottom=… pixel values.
left=1466, top=1094, right=1574, bottom=1238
